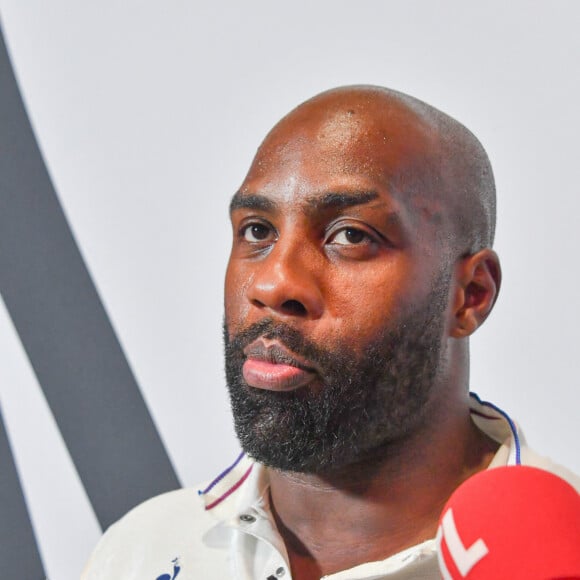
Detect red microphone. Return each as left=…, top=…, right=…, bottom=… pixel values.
left=436, top=466, right=580, bottom=579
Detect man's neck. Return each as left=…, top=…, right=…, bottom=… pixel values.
left=267, top=395, right=499, bottom=580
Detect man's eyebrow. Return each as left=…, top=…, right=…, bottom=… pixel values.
left=308, top=191, right=379, bottom=210
left=229, top=192, right=275, bottom=214
left=228, top=190, right=380, bottom=214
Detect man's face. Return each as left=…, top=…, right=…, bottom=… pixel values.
left=224, top=100, right=453, bottom=473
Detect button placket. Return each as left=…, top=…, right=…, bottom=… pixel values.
left=234, top=507, right=291, bottom=579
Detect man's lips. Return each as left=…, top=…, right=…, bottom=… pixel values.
left=242, top=339, right=318, bottom=391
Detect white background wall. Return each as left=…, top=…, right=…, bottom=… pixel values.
left=0, top=2, right=578, bottom=578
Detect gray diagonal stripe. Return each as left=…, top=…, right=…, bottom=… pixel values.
left=0, top=405, right=46, bottom=579
left=0, top=24, right=180, bottom=529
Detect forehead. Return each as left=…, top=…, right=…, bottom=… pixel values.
left=238, top=101, right=444, bottom=216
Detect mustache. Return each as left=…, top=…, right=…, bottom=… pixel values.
left=224, top=318, right=330, bottom=369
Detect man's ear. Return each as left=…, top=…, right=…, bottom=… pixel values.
left=450, top=249, right=501, bottom=338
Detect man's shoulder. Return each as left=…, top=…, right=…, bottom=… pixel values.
left=102, top=486, right=210, bottom=531
left=521, top=447, right=580, bottom=492
left=82, top=454, right=260, bottom=579
left=81, top=486, right=230, bottom=580
left=469, top=394, right=580, bottom=491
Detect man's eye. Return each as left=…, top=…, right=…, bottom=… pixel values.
left=330, top=227, right=370, bottom=245
left=242, top=223, right=272, bottom=242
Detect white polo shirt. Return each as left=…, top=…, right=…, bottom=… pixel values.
left=82, top=394, right=580, bottom=580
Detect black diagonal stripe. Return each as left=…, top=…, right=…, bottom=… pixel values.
left=0, top=24, right=180, bottom=530
left=0, top=405, right=46, bottom=579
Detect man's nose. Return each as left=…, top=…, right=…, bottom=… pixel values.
left=246, top=240, right=324, bottom=319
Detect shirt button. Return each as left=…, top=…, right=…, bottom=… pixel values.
left=239, top=514, right=256, bottom=523
left=276, top=567, right=286, bottom=577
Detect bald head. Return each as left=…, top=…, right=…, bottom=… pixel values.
left=246, top=85, right=496, bottom=259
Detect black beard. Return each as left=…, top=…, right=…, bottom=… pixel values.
left=224, top=276, right=450, bottom=474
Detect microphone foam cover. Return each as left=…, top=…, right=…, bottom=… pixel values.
left=436, top=465, right=580, bottom=579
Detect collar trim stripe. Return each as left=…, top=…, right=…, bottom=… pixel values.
left=199, top=451, right=246, bottom=496
left=204, top=465, right=254, bottom=511
left=470, top=392, right=521, bottom=465
left=470, top=409, right=501, bottom=420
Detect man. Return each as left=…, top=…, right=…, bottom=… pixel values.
left=82, top=86, right=579, bottom=579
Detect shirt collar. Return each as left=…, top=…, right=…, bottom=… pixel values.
left=197, top=394, right=522, bottom=578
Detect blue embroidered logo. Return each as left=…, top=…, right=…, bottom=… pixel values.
left=156, top=557, right=181, bottom=580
